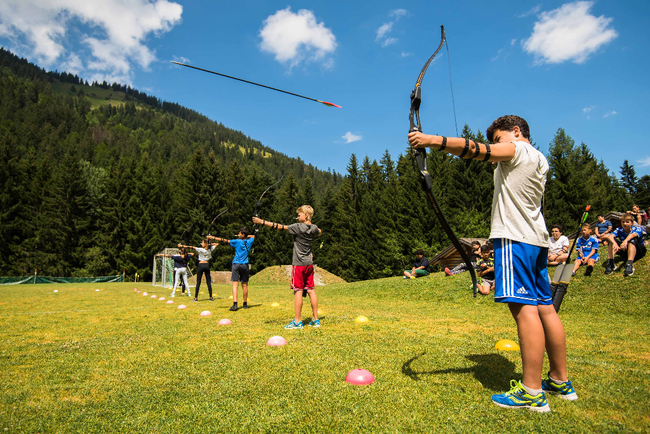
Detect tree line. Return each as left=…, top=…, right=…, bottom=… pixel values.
left=1, top=48, right=647, bottom=282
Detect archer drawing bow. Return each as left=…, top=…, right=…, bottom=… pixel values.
left=409, top=25, right=478, bottom=297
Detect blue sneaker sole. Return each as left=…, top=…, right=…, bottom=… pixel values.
left=491, top=399, right=551, bottom=413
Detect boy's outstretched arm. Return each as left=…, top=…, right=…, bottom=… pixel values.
left=252, top=216, right=289, bottom=231
left=208, top=235, right=230, bottom=245
left=408, top=132, right=516, bottom=162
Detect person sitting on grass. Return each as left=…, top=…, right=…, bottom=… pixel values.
left=572, top=224, right=598, bottom=277
left=445, top=241, right=481, bottom=276
left=178, top=238, right=218, bottom=302
left=627, top=204, right=648, bottom=229
left=548, top=225, right=569, bottom=266
left=602, top=214, right=647, bottom=276
left=594, top=214, right=613, bottom=244
left=209, top=227, right=255, bottom=311
left=410, top=114, right=577, bottom=413
left=476, top=245, right=495, bottom=295
left=404, top=249, right=430, bottom=279
left=252, top=205, right=322, bottom=330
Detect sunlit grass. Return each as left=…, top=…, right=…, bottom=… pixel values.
left=0, top=256, right=648, bottom=433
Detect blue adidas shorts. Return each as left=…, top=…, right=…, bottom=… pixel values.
left=493, top=238, right=552, bottom=306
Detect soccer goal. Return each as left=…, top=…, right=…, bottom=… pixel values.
left=152, top=248, right=196, bottom=288
left=152, top=248, right=177, bottom=288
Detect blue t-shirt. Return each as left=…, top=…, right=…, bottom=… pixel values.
left=576, top=236, right=599, bottom=260
left=612, top=226, right=643, bottom=243
left=596, top=220, right=612, bottom=235
left=230, top=238, right=254, bottom=264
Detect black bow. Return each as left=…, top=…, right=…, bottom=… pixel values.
left=409, top=25, right=478, bottom=297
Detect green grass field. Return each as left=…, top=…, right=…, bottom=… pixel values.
left=1, top=258, right=649, bottom=433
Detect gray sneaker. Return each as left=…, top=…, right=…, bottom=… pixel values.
left=604, top=261, right=614, bottom=275
left=624, top=263, right=635, bottom=276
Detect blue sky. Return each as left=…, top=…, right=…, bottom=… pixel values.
left=1, top=0, right=648, bottom=178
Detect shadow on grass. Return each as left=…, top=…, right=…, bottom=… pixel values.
left=402, top=351, right=522, bottom=391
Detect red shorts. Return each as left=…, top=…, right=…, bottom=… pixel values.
left=291, top=265, right=314, bottom=290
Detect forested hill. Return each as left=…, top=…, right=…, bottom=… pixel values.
left=0, top=48, right=342, bottom=280
left=1, top=48, right=647, bottom=282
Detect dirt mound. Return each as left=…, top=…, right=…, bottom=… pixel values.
left=250, top=265, right=346, bottom=286
left=187, top=271, right=231, bottom=286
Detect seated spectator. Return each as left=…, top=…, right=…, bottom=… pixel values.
left=403, top=249, right=430, bottom=279
left=476, top=245, right=495, bottom=295
left=572, top=224, right=599, bottom=277
left=627, top=204, right=648, bottom=228
left=594, top=214, right=613, bottom=243
left=603, top=214, right=647, bottom=276
left=445, top=241, right=481, bottom=276
left=548, top=225, right=569, bottom=265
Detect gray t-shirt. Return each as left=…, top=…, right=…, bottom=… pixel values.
left=288, top=223, right=320, bottom=266
left=490, top=141, right=549, bottom=248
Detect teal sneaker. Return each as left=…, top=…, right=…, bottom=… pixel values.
left=284, top=319, right=303, bottom=330
left=308, top=319, right=321, bottom=328
left=491, top=380, right=550, bottom=413
left=541, top=373, right=578, bottom=401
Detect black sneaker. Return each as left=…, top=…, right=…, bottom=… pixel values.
left=229, top=304, right=238, bottom=311
left=584, top=265, right=593, bottom=277
left=192, top=298, right=198, bottom=302
left=624, top=263, right=635, bottom=276
left=604, top=261, right=614, bottom=275
left=209, top=297, right=214, bottom=302
left=242, top=304, right=249, bottom=309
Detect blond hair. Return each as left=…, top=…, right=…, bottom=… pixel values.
left=297, top=205, right=314, bottom=220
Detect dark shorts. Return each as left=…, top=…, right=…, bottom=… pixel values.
left=616, top=238, right=647, bottom=262
left=231, top=263, right=250, bottom=283
left=291, top=265, right=314, bottom=291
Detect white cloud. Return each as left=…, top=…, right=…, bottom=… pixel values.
left=522, top=1, right=618, bottom=65
left=389, top=9, right=408, bottom=20
left=259, top=7, right=337, bottom=70
left=0, top=0, right=183, bottom=83
left=376, top=22, right=393, bottom=41
left=517, top=5, right=542, bottom=18
left=401, top=51, right=412, bottom=58
left=603, top=110, right=617, bottom=118
left=582, top=106, right=595, bottom=112
left=637, top=156, right=650, bottom=167
left=382, top=37, right=397, bottom=47
left=376, top=10, right=409, bottom=48
left=342, top=132, right=362, bottom=143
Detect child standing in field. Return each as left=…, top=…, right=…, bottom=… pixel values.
left=252, top=205, right=322, bottom=329
left=209, top=228, right=255, bottom=311
left=178, top=238, right=218, bottom=302
left=158, top=248, right=194, bottom=297
left=572, top=224, right=598, bottom=277
left=409, top=115, right=577, bottom=412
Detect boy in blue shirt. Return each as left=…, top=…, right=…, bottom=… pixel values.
left=602, top=214, right=646, bottom=276
left=209, top=227, right=255, bottom=311
left=594, top=215, right=612, bottom=244
left=572, top=224, right=598, bottom=277
left=410, top=115, right=577, bottom=413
